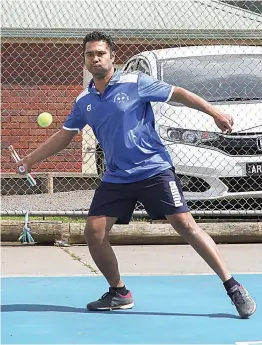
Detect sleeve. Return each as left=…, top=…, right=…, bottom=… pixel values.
left=63, top=101, right=86, bottom=133
left=137, top=72, right=175, bottom=103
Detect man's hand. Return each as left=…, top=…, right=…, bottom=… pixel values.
left=15, top=157, right=32, bottom=175
left=12, top=129, right=76, bottom=175
left=213, top=112, right=234, bottom=133
left=171, top=88, right=234, bottom=133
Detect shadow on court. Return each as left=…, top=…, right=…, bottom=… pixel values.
left=1, top=303, right=240, bottom=319
left=2, top=275, right=261, bottom=343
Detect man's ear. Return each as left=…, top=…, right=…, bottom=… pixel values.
left=111, top=51, right=116, bottom=62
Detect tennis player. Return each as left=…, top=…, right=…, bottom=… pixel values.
left=15, top=31, right=256, bottom=318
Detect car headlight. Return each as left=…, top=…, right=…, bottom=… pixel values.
left=159, top=126, right=219, bottom=145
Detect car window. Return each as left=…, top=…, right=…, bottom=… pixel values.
left=123, top=59, right=138, bottom=72
left=160, top=55, right=262, bottom=102
left=137, top=59, right=151, bottom=75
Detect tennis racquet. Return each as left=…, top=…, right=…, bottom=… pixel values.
left=9, top=145, right=37, bottom=186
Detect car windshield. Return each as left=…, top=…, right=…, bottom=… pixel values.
left=160, top=55, right=262, bottom=102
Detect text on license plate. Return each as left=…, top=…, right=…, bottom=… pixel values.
left=246, top=162, right=262, bottom=176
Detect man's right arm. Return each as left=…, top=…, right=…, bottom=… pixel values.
left=15, top=128, right=78, bottom=173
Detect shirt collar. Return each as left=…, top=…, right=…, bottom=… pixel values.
left=108, top=69, right=120, bottom=84
left=88, top=69, right=120, bottom=92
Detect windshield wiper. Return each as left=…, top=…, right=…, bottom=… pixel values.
left=219, top=97, right=262, bottom=102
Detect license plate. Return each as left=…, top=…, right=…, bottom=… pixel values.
left=246, top=162, right=262, bottom=176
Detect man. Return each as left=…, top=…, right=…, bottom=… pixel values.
left=16, top=31, right=256, bottom=318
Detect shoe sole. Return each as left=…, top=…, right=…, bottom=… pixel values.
left=87, top=302, right=134, bottom=311
left=239, top=300, right=257, bottom=319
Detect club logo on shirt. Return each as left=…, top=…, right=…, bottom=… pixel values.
left=87, top=104, right=92, bottom=111
left=114, top=92, right=129, bottom=104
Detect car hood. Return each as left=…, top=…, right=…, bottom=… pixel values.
left=154, top=102, right=262, bottom=133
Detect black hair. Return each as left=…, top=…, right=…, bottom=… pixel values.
left=83, top=31, right=115, bottom=54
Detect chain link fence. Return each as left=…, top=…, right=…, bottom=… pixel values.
left=1, top=0, right=262, bottom=217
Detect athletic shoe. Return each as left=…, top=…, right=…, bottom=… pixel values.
left=228, top=285, right=256, bottom=318
left=86, top=287, right=134, bottom=311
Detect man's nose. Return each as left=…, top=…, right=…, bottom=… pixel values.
left=92, top=56, right=99, bottom=63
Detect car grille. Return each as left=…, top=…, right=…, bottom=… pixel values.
left=177, top=174, right=210, bottom=192
left=202, top=133, right=262, bottom=156
left=220, top=176, right=262, bottom=193
left=188, top=198, right=262, bottom=211
left=178, top=175, right=262, bottom=194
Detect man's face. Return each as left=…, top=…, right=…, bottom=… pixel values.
left=84, top=40, right=115, bottom=78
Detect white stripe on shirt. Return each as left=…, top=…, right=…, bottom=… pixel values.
left=165, top=86, right=176, bottom=102
left=63, top=126, right=80, bottom=133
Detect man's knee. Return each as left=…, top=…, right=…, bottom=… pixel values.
left=167, top=213, right=200, bottom=236
left=84, top=222, right=106, bottom=246
left=84, top=216, right=117, bottom=246
left=176, top=221, right=198, bottom=236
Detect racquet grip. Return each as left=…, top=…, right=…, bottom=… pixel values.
left=9, top=145, right=37, bottom=187
left=18, top=166, right=26, bottom=173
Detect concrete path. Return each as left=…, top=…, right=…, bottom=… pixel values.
left=2, top=243, right=262, bottom=277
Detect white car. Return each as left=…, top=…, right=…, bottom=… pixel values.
left=96, top=46, right=262, bottom=207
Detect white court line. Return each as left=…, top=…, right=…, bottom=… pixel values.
left=121, top=272, right=262, bottom=276
left=0, top=342, right=260, bottom=345
left=2, top=272, right=262, bottom=278
left=236, top=342, right=262, bottom=345
left=0, top=342, right=253, bottom=345
left=1, top=274, right=99, bottom=278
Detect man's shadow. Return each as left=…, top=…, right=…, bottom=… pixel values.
left=1, top=304, right=240, bottom=319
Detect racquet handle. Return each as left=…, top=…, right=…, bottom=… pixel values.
left=9, top=145, right=37, bottom=187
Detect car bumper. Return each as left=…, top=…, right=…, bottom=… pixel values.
left=167, top=144, right=262, bottom=200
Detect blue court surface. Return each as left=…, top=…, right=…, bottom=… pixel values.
left=1, top=274, right=262, bottom=344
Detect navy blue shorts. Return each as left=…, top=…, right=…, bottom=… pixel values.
left=88, top=168, right=190, bottom=224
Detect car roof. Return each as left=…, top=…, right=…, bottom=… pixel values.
left=139, top=45, right=262, bottom=60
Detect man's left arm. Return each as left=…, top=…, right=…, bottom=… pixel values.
left=170, top=87, right=234, bottom=133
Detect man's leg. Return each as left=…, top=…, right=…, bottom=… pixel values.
left=84, top=215, right=134, bottom=311
left=84, top=215, right=122, bottom=287
left=138, top=168, right=256, bottom=318
left=166, top=211, right=256, bottom=318
left=84, top=181, right=137, bottom=311
left=166, top=212, right=231, bottom=282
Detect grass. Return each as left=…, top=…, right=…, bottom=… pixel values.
left=0, top=216, right=150, bottom=222
left=0, top=216, right=87, bottom=222
left=62, top=248, right=98, bottom=273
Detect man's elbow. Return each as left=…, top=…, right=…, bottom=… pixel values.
left=55, top=128, right=77, bottom=146
left=170, top=87, right=188, bottom=103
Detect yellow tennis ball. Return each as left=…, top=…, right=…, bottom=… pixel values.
left=37, top=112, right=53, bottom=127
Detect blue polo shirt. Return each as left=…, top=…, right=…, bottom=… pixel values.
left=63, top=70, right=174, bottom=183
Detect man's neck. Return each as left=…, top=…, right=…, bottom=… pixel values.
left=93, top=68, right=115, bottom=94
